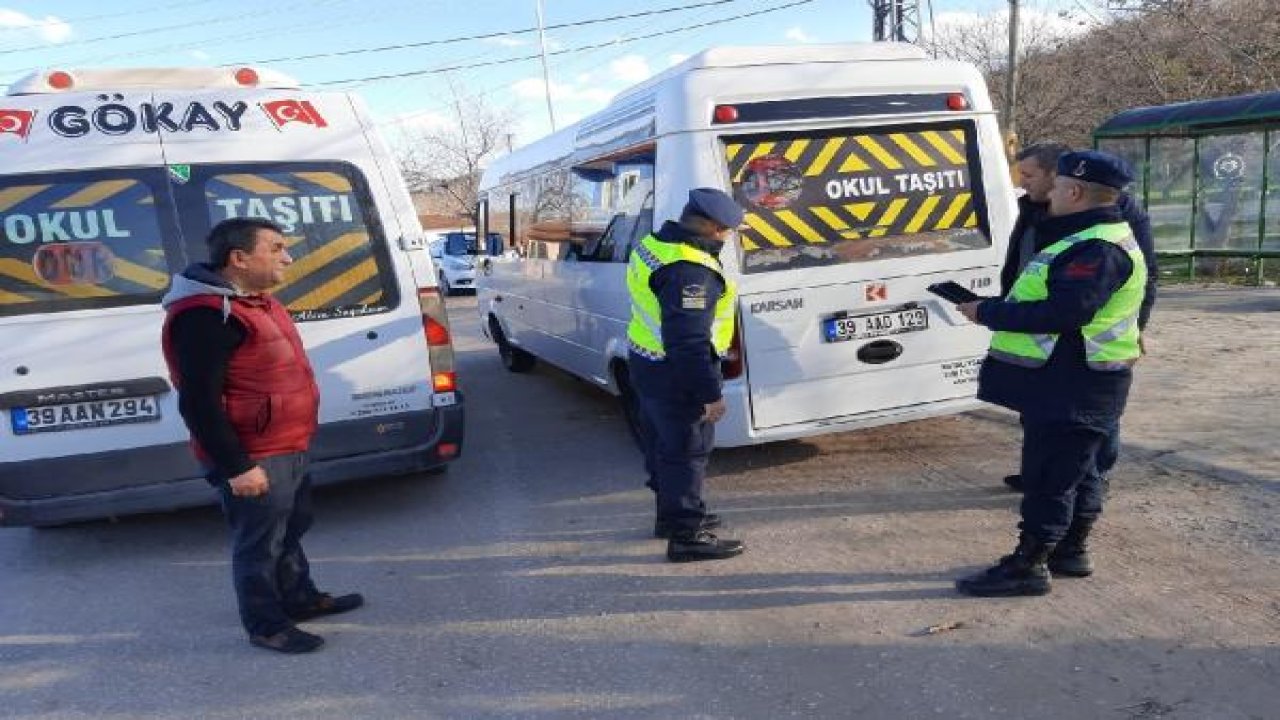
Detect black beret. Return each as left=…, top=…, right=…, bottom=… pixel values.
left=686, top=188, right=744, bottom=229
left=1057, top=150, right=1133, bottom=190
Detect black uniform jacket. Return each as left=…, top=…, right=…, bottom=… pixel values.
left=628, top=221, right=727, bottom=407
left=977, top=205, right=1137, bottom=425
left=1001, top=192, right=1157, bottom=330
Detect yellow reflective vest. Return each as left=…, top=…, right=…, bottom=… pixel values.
left=626, top=233, right=737, bottom=360
left=989, top=221, right=1145, bottom=371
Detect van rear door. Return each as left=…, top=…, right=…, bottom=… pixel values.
left=0, top=91, right=189, bottom=474
left=723, top=121, right=1002, bottom=430
left=152, top=89, right=437, bottom=457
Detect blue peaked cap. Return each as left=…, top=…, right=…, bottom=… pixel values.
left=686, top=187, right=744, bottom=229
left=1057, top=150, right=1133, bottom=190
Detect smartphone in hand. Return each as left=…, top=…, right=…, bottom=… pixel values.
left=926, top=281, right=982, bottom=304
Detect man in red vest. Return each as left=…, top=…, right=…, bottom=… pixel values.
left=161, top=217, right=361, bottom=653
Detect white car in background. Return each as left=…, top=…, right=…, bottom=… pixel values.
left=432, top=230, right=506, bottom=295
left=429, top=229, right=502, bottom=295
left=428, top=230, right=477, bottom=296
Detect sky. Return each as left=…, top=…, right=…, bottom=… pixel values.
left=0, top=0, right=1088, bottom=150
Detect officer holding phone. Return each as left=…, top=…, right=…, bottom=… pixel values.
left=951, top=150, right=1146, bottom=597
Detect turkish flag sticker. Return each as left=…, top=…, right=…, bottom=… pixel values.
left=261, top=100, right=328, bottom=129
left=0, top=109, right=36, bottom=140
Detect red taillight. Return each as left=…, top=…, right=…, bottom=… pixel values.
left=946, top=93, right=969, bottom=111
left=418, top=287, right=457, bottom=389
left=424, top=316, right=451, bottom=346
left=713, top=104, right=739, bottom=124
left=720, top=320, right=745, bottom=380
left=47, top=71, right=74, bottom=90
left=432, top=371, right=457, bottom=393
left=437, top=442, right=459, bottom=459
left=234, top=67, right=260, bottom=87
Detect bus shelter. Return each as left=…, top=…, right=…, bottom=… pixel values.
left=1095, top=90, right=1280, bottom=284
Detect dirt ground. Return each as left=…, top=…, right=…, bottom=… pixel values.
left=747, top=285, right=1280, bottom=719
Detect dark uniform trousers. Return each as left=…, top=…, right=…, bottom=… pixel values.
left=215, top=451, right=320, bottom=637
left=1018, top=417, right=1116, bottom=543
left=632, top=359, right=714, bottom=535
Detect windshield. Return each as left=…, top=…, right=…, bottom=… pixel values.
left=444, top=233, right=477, bottom=256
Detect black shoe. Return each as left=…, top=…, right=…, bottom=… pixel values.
left=287, top=592, right=365, bottom=621
left=1048, top=519, right=1095, bottom=578
left=249, top=627, right=325, bottom=654
left=1002, top=474, right=1024, bottom=492
left=956, top=534, right=1053, bottom=597
left=667, top=530, right=744, bottom=562
left=654, top=513, right=722, bottom=539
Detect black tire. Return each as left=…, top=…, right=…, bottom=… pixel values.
left=439, top=273, right=454, bottom=297
left=615, top=362, right=646, bottom=450
left=490, top=317, right=536, bottom=373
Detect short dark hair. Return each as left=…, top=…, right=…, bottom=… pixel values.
left=1016, top=142, right=1072, bottom=172
left=206, top=217, right=284, bottom=268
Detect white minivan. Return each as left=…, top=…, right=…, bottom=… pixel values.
left=0, top=67, right=463, bottom=526
left=475, top=43, right=1016, bottom=447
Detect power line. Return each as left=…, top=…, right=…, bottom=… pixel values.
left=0, top=0, right=348, bottom=56
left=380, top=0, right=742, bottom=130
left=313, top=0, right=816, bottom=88
left=241, top=0, right=741, bottom=65
left=0, top=0, right=218, bottom=34
left=0, top=0, right=453, bottom=77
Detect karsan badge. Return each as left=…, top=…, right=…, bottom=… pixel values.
left=681, top=284, right=709, bottom=310
left=865, top=282, right=888, bottom=302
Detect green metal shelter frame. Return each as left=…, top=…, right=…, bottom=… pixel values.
left=1094, top=90, right=1280, bottom=284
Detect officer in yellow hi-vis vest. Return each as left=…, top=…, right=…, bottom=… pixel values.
left=954, top=150, right=1146, bottom=596
left=627, top=188, right=746, bottom=562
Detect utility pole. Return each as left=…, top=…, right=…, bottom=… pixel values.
left=868, top=0, right=921, bottom=43
left=1004, top=0, right=1021, bottom=152
left=534, top=0, right=557, bottom=132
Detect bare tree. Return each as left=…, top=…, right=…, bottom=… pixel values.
left=927, top=0, right=1280, bottom=147
left=396, top=80, right=516, bottom=219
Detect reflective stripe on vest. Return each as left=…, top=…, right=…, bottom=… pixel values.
left=626, top=233, right=737, bottom=360
left=989, top=221, right=1146, bottom=371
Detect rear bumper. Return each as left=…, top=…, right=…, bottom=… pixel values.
left=0, top=401, right=465, bottom=527
left=714, top=386, right=982, bottom=447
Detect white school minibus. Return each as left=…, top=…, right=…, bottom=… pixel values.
left=0, top=67, right=463, bottom=526
left=475, top=43, right=1016, bottom=447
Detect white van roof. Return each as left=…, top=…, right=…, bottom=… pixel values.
left=6, top=67, right=300, bottom=96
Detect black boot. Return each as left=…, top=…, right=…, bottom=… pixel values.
left=667, top=530, right=744, bottom=562
left=1048, top=518, right=1095, bottom=577
left=1002, top=474, right=1024, bottom=492
left=654, top=513, right=722, bottom=539
left=956, top=534, right=1054, bottom=597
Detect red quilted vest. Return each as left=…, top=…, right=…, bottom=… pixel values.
left=162, top=293, right=320, bottom=464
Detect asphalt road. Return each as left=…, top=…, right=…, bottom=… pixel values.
left=2, top=291, right=1276, bottom=720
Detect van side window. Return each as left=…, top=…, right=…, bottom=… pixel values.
left=0, top=168, right=180, bottom=318
left=182, top=162, right=400, bottom=321
left=569, top=154, right=655, bottom=263
left=521, top=169, right=573, bottom=261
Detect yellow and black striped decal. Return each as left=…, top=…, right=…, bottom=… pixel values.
left=203, top=170, right=387, bottom=312
left=723, top=128, right=981, bottom=254
left=0, top=179, right=169, bottom=308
